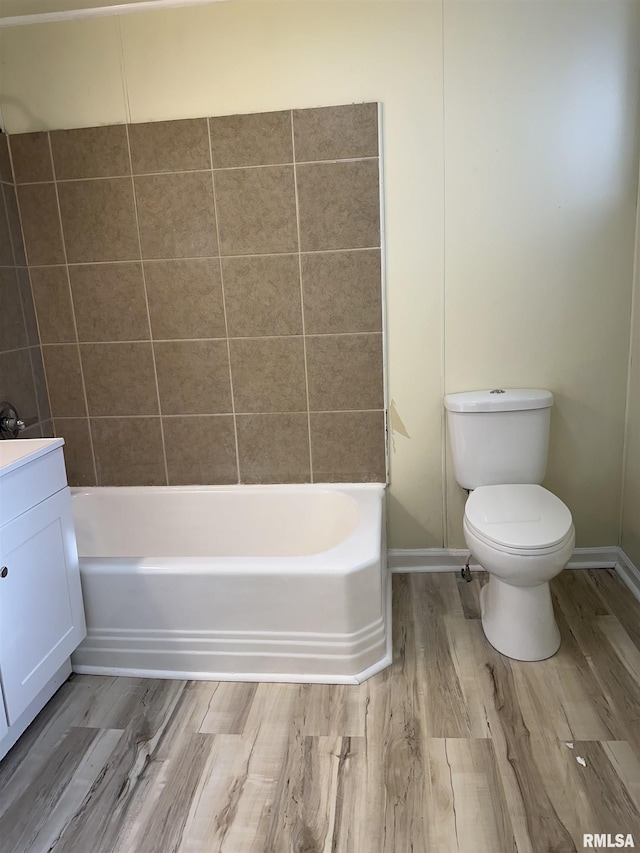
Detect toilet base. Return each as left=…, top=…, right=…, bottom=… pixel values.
left=480, top=577, right=561, bottom=661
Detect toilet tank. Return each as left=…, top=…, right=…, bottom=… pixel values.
left=444, top=389, right=554, bottom=489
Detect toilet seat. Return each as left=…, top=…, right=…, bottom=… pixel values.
left=464, top=484, right=573, bottom=556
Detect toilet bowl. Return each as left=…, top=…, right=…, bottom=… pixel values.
left=463, top=483, right=575, bottom=661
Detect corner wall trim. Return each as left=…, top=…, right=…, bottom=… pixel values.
left=388, top=546, right=619, bottom=574
left=615, top=548, right=640, bottom=604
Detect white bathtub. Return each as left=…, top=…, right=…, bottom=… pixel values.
left=70, top=484, right=390, bottom=684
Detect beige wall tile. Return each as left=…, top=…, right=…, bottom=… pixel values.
left=30, top=345, right=51, bottom=421
left=135, top=172, right=217, bottom=259
left=91, top=416, right=166, bottom=486
left=154, top=339, right=231, bottom=415
left=236, top=413, right=310, bottom=484
left=215, top=166, right=297, bottom=256
left=306, top=334, right=383, bottom=411
left=310, top=411, right=386, bottom=482
left=69, top=262, right=149, bottom=342
left=17, top=183, right=65, bottom=265
left=129, top=118, right=210, bottom=174
left=3, top=185, right=27, bottom=265
left=58, top=178, right=139, bottom=263
left=0, top=133, right=12, bottom=182
left=0, top=268, right=28, bottom=352
left=0, top=348, right=38, bottom=423
left=30, top=265, right=76, bottom=344
left=144, top=258, right=225, bottom=339
left=222, top=254, right=302, bottom=337
left=17, top=268, right=39, bottom=346
left=41, top=343, right=86, bottom=418
left=80, top=341, right=158, bottom=416
left=301, top=249, right=382, bottom=334
left=9, top=132, right=52, bottom=183
left=296, top=160, right=380, bottom=252
left=50, top=125, right=130, bottom=180
left=230, top=336, right=306, bottom=413
left=209, top=111, right=292, bottom=168
left=163, top=415, right=237, bottom=485
left=19, top=423, right=42, bottom=439
left=293, top=103, right=378, bottom=163
left=53, top=417, right=96, bottom=486
left=0, top=194, right=13, bottom=266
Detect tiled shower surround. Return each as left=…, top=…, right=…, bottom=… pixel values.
left=0, top=132, right=51, bottom=439
left=8, top=104, right=386, bottom=486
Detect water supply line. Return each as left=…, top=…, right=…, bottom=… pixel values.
left=461, top=554, right=472, bottom=583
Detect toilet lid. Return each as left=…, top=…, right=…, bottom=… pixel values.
left=465, top=484, right=573, bottom=550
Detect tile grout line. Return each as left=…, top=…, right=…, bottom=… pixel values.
left=24, top=246, right=380, bottom=268
left=37, top=331, right=383, bottom=346
left=46, top=132, right=99, bottom=479
left=124, top=123, right=170, bottom=487
left=51, top=408, right=384, bottom=419
left=11, top=155, right=380, bottom=186
left=290, top=110, right=314, bottom=483
left=207, top=117, right=241, bottom=485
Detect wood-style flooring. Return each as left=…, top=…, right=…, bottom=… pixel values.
left=1, top=570, right=640, bottom=852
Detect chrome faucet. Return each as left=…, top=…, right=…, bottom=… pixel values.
left=0, top=402, right=26, bottom=439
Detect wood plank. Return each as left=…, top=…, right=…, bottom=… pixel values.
left=455, top=572, right=483, bottom=619
left=0, top=726, right=106, bottom=853
left=587, top=569, right=640, bottom=650
left=262, top=735, right=343, bottom=852
left=426, top=738, right=516, bottom=852
left=197, top=681, right=258, bottom=735
left=445, top=616, right=491, bottom=738
left=601, top=741, right=640, bottom=814
left=468, top=621, right=576, bottom=853
left=293, top=682, right=369, bottom=737
left=216, top=683, right=299, bottom=852
left=115, top=733, right=213, bottom=853
left=411, top=574, right=475, bottom=738
left=568, top=740, right=640, bottom=841
left=554, top=578, right=640, bottom=754
left=17, top=728, right=124, bottom=853
left=175, top=735, right=259, bottom=853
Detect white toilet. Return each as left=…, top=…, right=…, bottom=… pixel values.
left=444, top=388, right=575, bottom=661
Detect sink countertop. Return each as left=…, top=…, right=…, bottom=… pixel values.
left=0, top=438, right=65, bottom=477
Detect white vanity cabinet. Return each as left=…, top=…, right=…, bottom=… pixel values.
left=0, top=439, right=86, bottom=761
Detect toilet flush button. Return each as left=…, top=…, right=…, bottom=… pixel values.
left=490, top=389, right=505, bottom=394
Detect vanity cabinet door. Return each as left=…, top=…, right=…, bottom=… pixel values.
left=0, top=488, right=85, bottom=725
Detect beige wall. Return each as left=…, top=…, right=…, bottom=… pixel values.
left=1, top=0, right=638, bottom=550
left=622, top=167, right=640, bottom=568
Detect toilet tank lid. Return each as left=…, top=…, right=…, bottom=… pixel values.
left=444, top=389, right=554, bottom=413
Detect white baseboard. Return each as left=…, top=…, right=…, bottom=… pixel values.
left=388, top=548, right=471, bottom=573
left=388, top=545, right=640, bottom=605
left=388, top=546, right=619, bottom=574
